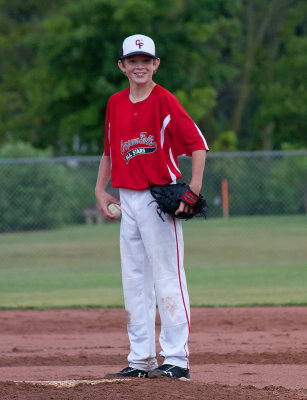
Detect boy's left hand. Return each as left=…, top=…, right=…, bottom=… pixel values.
left=174, top=182, right=201, bottom=216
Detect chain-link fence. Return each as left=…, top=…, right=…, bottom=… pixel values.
left=199, top=150, right=307, bottom=218
left=0, top=150, right=306, bottom=232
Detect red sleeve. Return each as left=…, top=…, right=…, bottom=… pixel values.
left=103, top=102, right=110, bottom=156
left=167, top=93, right=209, bottom=157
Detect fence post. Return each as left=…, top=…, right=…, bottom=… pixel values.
left=222, top=179, right=229, bottom=218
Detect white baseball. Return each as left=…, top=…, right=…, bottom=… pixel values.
left=108, top=203, right=121, bottom=218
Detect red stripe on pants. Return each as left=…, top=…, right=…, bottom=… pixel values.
left=173, top=217, right=190, bottom=368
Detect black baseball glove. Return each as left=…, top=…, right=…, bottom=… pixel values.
left=149, top=183, right=208, bottom=221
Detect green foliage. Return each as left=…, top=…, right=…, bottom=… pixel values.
left=0, top=163, right=72, bottom=231
left=0, top=0, right=306, bottom=153
left=254, top=33, right=307, bottom=148
left=212, top=131, right=237, bottom=151
left=0, top=0, right=241, bottom=153
left=250, top=0, right=307, bottom=150
left=0, top=142, right=95, bottom=231
left=175, top=87, right=217, bottom=123
left=0, top=141, right=53, bottom=158
left=267, top=156, right=307, bottom=214
left=0, top=0, right=69, bottom=144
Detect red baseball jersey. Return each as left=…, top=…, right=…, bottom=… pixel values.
left=104, top=84, right=209, bottom=190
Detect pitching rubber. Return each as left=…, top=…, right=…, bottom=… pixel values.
left=13, top=379, right=133, bottom=388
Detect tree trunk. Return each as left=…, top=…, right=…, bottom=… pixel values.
left=230, top=0, right=255, bottom=134
left=229, top=0, right=279, bottom=136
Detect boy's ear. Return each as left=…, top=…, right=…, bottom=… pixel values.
left=153, top=58, right=160, bottom=73
left=118, top=60, right=126, bottom=74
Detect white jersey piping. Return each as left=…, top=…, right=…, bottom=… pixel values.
left=160, top=114, right=171, bottom=148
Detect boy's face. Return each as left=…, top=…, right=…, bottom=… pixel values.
left=118, top=55, right=160, bottom=86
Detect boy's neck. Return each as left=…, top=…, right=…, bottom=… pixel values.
left=129, top=81, right=156, bottom=103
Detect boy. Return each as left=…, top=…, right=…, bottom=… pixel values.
left=95, top=34, right=208, bottom=380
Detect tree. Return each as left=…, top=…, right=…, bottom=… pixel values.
left=0, top=0, right=306, bottom=153
left=1, top=0, right=241, bottom=154
left=228, top=0, right=306, bottom=149
left=253, top=0, right=307, bottom=149
left=0, top=0, right=68, bottom=145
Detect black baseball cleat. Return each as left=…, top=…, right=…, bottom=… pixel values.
left=148, top=364, right=190, bottom=381
left=105, top=366, right=148, bottom=379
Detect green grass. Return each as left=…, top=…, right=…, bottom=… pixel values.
left=0, top=215, right=306, bottom=308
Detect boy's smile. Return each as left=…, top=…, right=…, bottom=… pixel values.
left=118, top=55, right=160, bottom=86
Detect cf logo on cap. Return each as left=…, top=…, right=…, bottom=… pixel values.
left=135, top=39, right=144, bottom=49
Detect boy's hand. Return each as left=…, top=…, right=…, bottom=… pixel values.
left=175, top=182, right=201, bottom=216
left=96, top=189, right=121, bottom=222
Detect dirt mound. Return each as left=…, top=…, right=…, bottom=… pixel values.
left=0, top=307, right=306, bottom=399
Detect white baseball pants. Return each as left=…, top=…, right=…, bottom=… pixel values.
left=119, top=188, right=190, bottom=371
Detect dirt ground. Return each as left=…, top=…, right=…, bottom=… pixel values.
left=0, top=307, right=306, bottom=400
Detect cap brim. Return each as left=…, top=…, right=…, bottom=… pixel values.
left=119, top=51, right=159, bottom=60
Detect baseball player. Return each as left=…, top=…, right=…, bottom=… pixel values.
left=95, top=34, right=208, bottom=380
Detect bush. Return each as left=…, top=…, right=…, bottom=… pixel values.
left=0, top=141, right=94, bottom=231
left=0, top=141, right=53, bottom=158
left=0, top=163, right=77, bottom=231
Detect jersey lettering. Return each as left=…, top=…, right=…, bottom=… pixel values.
left=124, top=146, right=156, bottom=163
left=121, top=132, right=157, bottom=164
